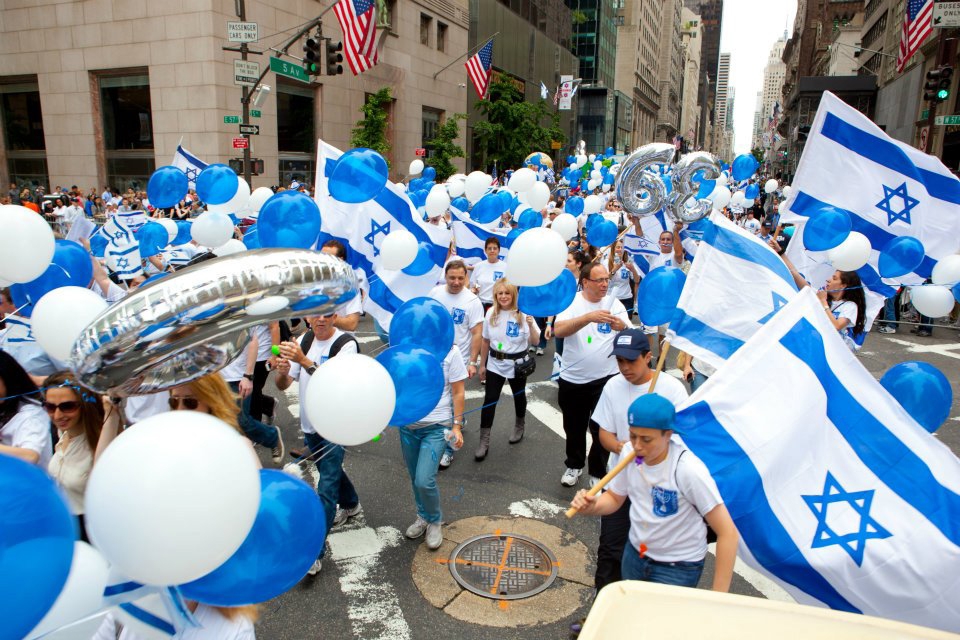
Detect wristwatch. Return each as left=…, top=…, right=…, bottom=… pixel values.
left=242, top=373, right=254, bottom=381
left=305, top=361, right=318, bottom=376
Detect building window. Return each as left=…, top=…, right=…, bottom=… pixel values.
left=277, top=81, right=316, bottom=187
left=437, top=22, right=447, bottom=52
left=420, top=14, right=432, bottom=46
left=0, top=77, right=49, bottom=192
left=98, top=72, right=154, bottom=192
left=422, top=107, right=442, bottom=158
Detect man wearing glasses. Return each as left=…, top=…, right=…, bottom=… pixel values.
left=553, top=263, right=632, bottom=488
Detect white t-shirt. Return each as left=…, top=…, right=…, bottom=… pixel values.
left=288, top=330, right=358, bottom=435
left=125, top=393, right=170, bottom=424
left=608, top=258, right=634, bottom=301
left=482, top=308, right=539, bottom=378
left=744, top=218, right=760, bottom=235
left=416, top=347, right=469, bottom=426
left=220, top=343, right=255, bottom=383
left=555, top=293, right=632, bottom=384
left=609, top=441, right=723, bottom=563
left=252, top=324, right=272, bottom=362
left=648, top=251, right=677, bottom=271
left=471, top=259, right=507, bottom=304
left=830, top=299, right=859, bottom=351
left=1, top=402, right=51, bottom=467
left=48, top=432, right=94, bottom=515
left=93, top=604, right=255, bottom=640
left=429, top=285, right=484, bottom=365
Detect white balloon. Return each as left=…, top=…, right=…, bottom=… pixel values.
left=249, top=187, right=275, bottom=213
left=508, top=168, right=537, bottom=193
left=764, top=179, right=779, bottom=194
left=782, top=185, right=793, bottom=198
left=710, top=185, right=732, bottom=209
left=425, top=185, right=451, bottom=217
left=742, top=198, right=755, bottom=208
left=464, top=171, right=490, bottom=203
left=32, top=287, right=108, bottom=361
left=191, top=211, right=235, bottom=247
left=826, top=232, right=872, bottom=271
left=593, top=160, right=602, bottom=170
left=0, top=204, right=56, bottom=282
left=588, top=154, right=596, bottom=163
left=584, top=195, right=603, bottom=214
left=931, top=254, right=960, bottom=286
left=409, top=159, right=424, bottom=175
left=381, top=229, right=419, bottom=270
left=587, top=179, right=601, bottom=191
left=730, top=191, right=746, bottom=207
left=551, top=213, right=578, bottom=240
left=910, top=285, right=955, bottom=318
left=446, top=179, right=465, bottom=198
left=27, top=542, right=109, bottom=640
left=212, top=238, right=247, bottom=256
left=304, top=354, right=396, bottom=445
left=590, top=170, right=601, bottom=181
left=576, top=154, right=588, bottom=168
left=156, top=218, right=178, bottom=244
left=505, top=227, right=568, bottom=287
left=526, top=182, right=551, bottom=211
left=85, top=412, right=260, bottom=586
left=716, top=173, right=729, bottom=186
left=601, top=183, right=611, bottom=192
left=223, top=177, right=250, bottom=214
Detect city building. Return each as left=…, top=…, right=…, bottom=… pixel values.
left=679, top=7, right=703, bottom=147
left=714, top=52, right=730, bottom=133
left=752, top=91, right=764, bottom=149
left=654, top=0, right=683, bottom=143
left=755, top=33, right=786, bottom=158
left=813, top=12, right=864, bottom=77
left=614, top=0, right=663, bottom=147
left=682, top=0, right=723, bottom=149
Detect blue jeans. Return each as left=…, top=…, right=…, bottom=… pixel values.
left=397, top=424, right=447, bottom=523
left=689, top=371, right=709, bottom=394
left=303, top=432, right=359, bottom=559
left=227, top=381, right=278, bottom=448
left=621, top=547, right=704, bottom=588
left=882, top=295, right=897, bottom=327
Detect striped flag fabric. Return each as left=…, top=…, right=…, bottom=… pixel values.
left=465, top=40, right=494, bottom=98
left=896, top=0, right=933, bottom=73
left=334, top=0, right=378, bottom=76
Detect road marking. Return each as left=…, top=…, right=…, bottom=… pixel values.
left=526, top=399, right=565, bottom=439
left=881, top=337, right=960, bottom=360
left=357, top=335, right=381, bottom=344
left=508, top=498, right=565, bottom=518
left=464, top=379, right=557, bottom=401
left=708, top=543, right=794, bottom=602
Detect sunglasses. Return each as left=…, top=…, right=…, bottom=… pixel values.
left=43, top=401, right=81, bottom=414
left=168, top=397, right=200, bottom=410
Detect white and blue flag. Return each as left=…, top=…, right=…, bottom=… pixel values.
left=675, top=286, right=960, bottom=632
left=105, top=242, right=143, bottom=280
left=666, top=211, right=799, bottom=369
left=313, top=140, right=452, bottom=329
left=171, top=144, right=208, bottom=191
left=622, top=212, right=698, bottom=274
left=450, top=210, right=513, bottom=265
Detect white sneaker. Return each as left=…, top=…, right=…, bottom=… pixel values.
left=270, top=428, right=285, bottom=465
left=588, top=475, right=601, bottom=489
left=307, top=559, right=322, bottom=576
left=439, top=452, right=453, bottom=469
left=425, top=522, right=443, bottom=550
left=878, top=325, right=896, bottom=334
left=406, top=516, right=428, bottom=539
left=333, top=503, right=362, bottom=527
left=561, top=467, right=583, bottom=487
left=536, top=347, right=544, bottom=356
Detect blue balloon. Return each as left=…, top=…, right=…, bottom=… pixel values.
left=414, top=189, right=430, bottom=207
left=258, top=191, right=322, bottom=249
left=389, top=296, right=454, bottom=359
left=242, top=224, right=261, bottom=250
left=173, top=220, right=192, bottom=246
left=802, top=206, right=851, bottom=251
left=497, top=190, right=513, bottom=211
left=137, top=221, right=169, bottom=258
left=376, top=346, right=444, bottom=426
left=450, top=196, right=470, bottom=213
left=408, top=190, right=425, bottom=208
left=470, top=192, right=505, bottom=224
left=180, top=469, right=326, bottom=606
left=402, top=242, right=436, bottom=276
left=518, top=269, right=577, bottom=317
left=605, top=146, right=615, bottom=156
left=636, top=266, right=686, bottom=326
left=744, top=183, right=760, bottom=200
left=696, top=179, right=716, bottom=199
left=660, top=174, right=673, bottom=194
left=329, top=148, right=388, bottom=204
left=731, top=154, right=759, bottom=181
left=587, top=219, right=618, bottom=247
left=19, top=239, right=94, bottom=305
left=422, top=181, right=436, bottom=192
left=565, top=196, right=585, bottom=215
left=954, top=282, right=960, bottom=304
left=584, top=213, right=602, bottom=230
left=602, top=172, right=616, bottom=185
left=422, top=166, right=437, bottom=181
left=517, top=208, right=541, bottom=230
left=0, top=454, right=76, bottom=640
left=566, top=155, right=576, bottom=165
left=147, top=166, right=188, bottom=208
left=408, top=178, right=424, bottom=192
left=880, top=361, right=952, bottom=433
left=878, top=236, right=926, bottom=278
left=506, top=228, right=525, bottom=243
left=196, top=163, right=239, bottom=205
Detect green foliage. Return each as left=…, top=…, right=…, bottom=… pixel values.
left=750, top=146, right=765, bottom=165
left=350, top=87, right=392, bottom=165
left=571, top=10, right=588, bottom=24
left=472, top=76, right=566, bottom=171
left=425, top=113, right=466, bottom=182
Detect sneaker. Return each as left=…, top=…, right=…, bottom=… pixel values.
left=333, top=503, right=362, bottom=527
left=289, top=447, right=307, bottom=459
left=439, top=452, right=453, bottom=470
left=561, top=467, right=583, bottom=487
left=271, top=428, right=285, bottom=465
left=916, top=330, right=932, bottom=337
left=307, top=559, right=322, bottom=576
left=405, top=516, right=428, bottom=539
left=588, top=475, right=601, bottom=489
left=425, top=522, right=443, bottom=550
left=528, top=346, right=537, bottom=353
left=536, top=347, right=544, bottom=356
left=878, top=325, right=896, bottom=334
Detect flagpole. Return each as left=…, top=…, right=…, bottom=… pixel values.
left=432, top=32, right=499, bottom=80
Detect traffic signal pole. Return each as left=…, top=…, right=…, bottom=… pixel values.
left=925, top=30, right=946, bottom=156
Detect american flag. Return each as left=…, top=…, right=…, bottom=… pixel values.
left=334, top=0, right=378, bottom=75
left=465, top=40, right=494, bottom=98
left=896, top=0, right=933, bottom=73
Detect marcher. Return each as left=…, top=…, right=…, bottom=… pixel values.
left=0, top=350, right=50, bottom=465
left=470, top=237, right=506, bottom=312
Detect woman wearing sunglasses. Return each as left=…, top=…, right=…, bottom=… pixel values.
left=167, top=374, right=243, bottom=433
left=0, top=350, right=51, bottom=466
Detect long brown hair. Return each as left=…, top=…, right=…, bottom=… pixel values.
left=44, top=371, right=104, bottom=451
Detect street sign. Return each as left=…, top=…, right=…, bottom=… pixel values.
left=922, top=108, right=930, bottom=119
left=414, top=148, right=427, bottom=157
left=550, top=140, right=562, bottom=149
left=227, top=21, right=259, bottom=42
left=232, top=137, right=249, bottom=149
left=933, top=1, right=960, bottom=27
left=234, top=60, right=259, bottom=86
left=224, top=115, right=240, bottom=124
left=918, top=126, right=929, bottom=152
left=239, top=124, right=260, bottom=135
left=269, top=57, right=309, bottom=83
left=250, top=109, right=261, bottom=118
left=935, top=114, right=960, bottom=125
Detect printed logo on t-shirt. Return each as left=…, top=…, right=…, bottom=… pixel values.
left=597, top=322, right=611, bottom=334
left=452, top=308, right=465, bottom=324
left=651, top=486, right=679, bottom=517
left=506, top=321, right=520, bottom=337
left=493, top=271, right=504, bottom=281
left=620, top=268, right=629, bottom=279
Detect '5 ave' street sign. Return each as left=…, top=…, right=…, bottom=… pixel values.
left=270, top=57, right=309, bottom=83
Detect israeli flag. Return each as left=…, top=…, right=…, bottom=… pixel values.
left=106, top=242, right=143, bottom=279
left=116, top=209, right=147, bottom=232
left=622, top=212, right=697, bottom=275
left=782, top=91, right=960, bottom=291
left=97, top=214, right=135, bottom=246
left=313, top=139, right=452, bottom=330
left=676, top=287, right=960, bottom=632
left=450, top=210, right=513, bottom=264
left=666, top=211, right=799, bottom=369
left=171, top=144, right=208, bottom=191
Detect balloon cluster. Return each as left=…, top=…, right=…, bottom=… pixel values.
left=557, top=142, right=619, bottom=193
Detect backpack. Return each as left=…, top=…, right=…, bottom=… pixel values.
left=299, top=330, right=360, bottom=365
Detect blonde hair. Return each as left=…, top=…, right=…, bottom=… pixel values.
left=215, top=605, right=259, bottom=623
left=186, top=373, right=242, bottom=434
left=489, top=279, right=522, bottom=327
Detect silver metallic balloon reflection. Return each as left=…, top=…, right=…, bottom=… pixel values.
left=71, top=249, right=358, bottom=396
left=614, top=143, right=676, bottom=218
left=669, top=151, right=722, bottom=224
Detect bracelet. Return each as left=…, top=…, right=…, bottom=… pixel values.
left=546, top=321, right=553, bottom=326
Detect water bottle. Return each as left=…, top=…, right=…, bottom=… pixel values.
left=443, top=428, right=463, bottom=451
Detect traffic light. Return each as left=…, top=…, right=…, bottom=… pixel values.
left=302, top=37, right=322, bottom=76
left=924, top=66, right=952, bottom=103
left=938, top=65, right=954, bottom=102
left=326, top=40, right=343, bottom=76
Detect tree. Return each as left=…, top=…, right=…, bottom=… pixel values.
left=750, top=146, right=765, bottom=165
left=425, top=113, right=466, bottom=181
left=472, top=76, right=565, bottom=171
left=350, top=88, right=392, bottom=165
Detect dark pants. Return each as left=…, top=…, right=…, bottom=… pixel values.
left=480, top=370, right=527, bottom=429
left=619, top=297, right=635, bottom=320
left=248, top=360, right=273, bottom=422
left=303, top=432, right=359, bottom=559
left=596, top=496, right=631, bottom=591
left=535, top=316, right=549, bottom=349
left=558, top=376, right=613, bottom=477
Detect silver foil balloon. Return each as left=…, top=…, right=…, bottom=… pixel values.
left=614, top=143, right=676, bottom=218
left=71, top=249, right=358, bottom=395
left=669, top=151, right=721, bottom=224
left=576, top=140, right=586, bottom=156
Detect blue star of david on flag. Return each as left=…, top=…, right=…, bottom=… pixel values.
left=364, top=219, right=390, bottom=256
left=758, top=291, right=789, bottom=325
left=802, top=472, right=892, bottom=566
left=184, top=167, right=199, bottom=182
left=876, top=182, right=919, bottom=226
left=116, top=257, right=130, bottom=270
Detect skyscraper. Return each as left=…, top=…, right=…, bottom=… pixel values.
left=683, top=0, right=723, bottom=147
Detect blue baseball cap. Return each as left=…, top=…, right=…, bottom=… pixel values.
left=610, top=328, right=651, bottom=360
left=627, top=394, right=676, bottom=431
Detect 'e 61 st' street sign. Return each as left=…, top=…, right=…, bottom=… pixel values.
left=270, top=57, right=309, bottom=83
left=227, top=21, right=259, bottom=42
left=933, top=1, right=960, bottom=27
left=234, top=60, right=259, bottom=86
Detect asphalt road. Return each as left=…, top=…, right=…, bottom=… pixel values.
left=250, top=316, right=960, bottom=640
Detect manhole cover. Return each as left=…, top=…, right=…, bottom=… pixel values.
left=448, top=533, right=559, bottom=600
